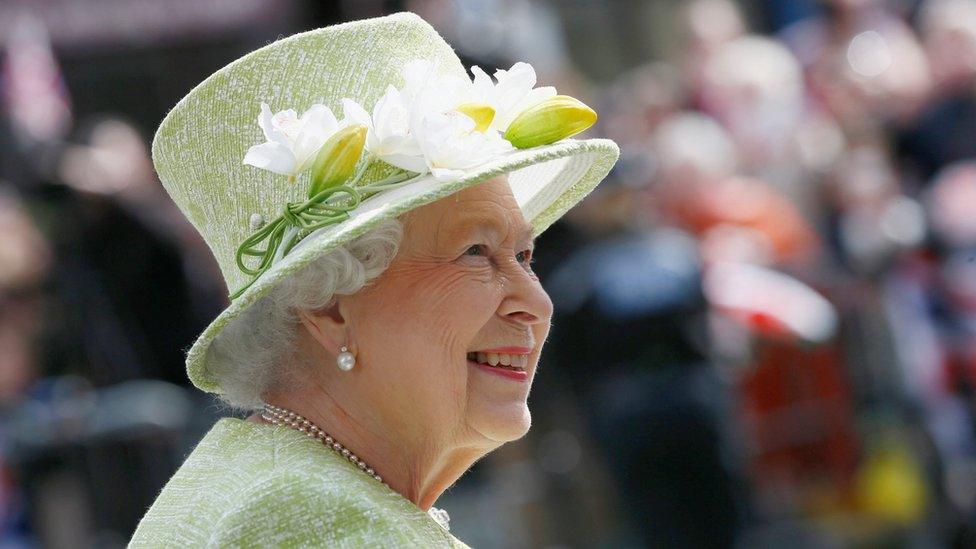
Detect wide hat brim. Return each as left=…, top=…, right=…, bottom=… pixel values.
left=186, top=138, right=617, bottom=393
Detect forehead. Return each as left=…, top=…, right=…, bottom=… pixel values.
left=407, top=176, right=535, bottom=241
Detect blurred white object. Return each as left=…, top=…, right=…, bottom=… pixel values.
left=1, top=12, right=72, bottom=146
left=653, top=112, right=738, bottom=182
left=920, top=0, right=976, bottom=91
left=925, top=160, right=976, bottom=248
left=848, top=30, right=893, bottom=78
left=702, top=36, right=804, bottom=131
left=703, top=261, right=838, bottom=343
left=684, top=0, right=745, bottom=48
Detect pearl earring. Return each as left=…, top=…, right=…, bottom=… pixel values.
left=336, top=345, right=356, bottom=371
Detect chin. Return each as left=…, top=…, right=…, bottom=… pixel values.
left=469, top=401, right=532, bottom=443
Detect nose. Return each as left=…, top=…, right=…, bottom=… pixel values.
left=497, top=260, right=554, bottom=327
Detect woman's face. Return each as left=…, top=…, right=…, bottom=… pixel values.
left=336, top=174, right=553, bottom=448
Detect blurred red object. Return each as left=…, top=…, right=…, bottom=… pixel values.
left=738, top=337, right=860, bottom=513
left=664, top=176, right=821, bottom=264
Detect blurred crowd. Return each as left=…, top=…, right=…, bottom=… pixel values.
left=1, top=0, right=976, bottom=547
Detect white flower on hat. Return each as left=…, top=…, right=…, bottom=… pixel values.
left=340, top=87, right=427, bottom=173
left=470, top=62, right=556, bottom=132
left=401, top=59, right=474, bottom=116
left=243, top=102, right=341, bottom=177
left=414, top=109, right=513, bottom=182
left=244, top=59, right=594, bottom=187
left=341, top=59, right=510, bottom=180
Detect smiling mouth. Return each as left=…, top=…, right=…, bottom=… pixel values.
left=466, top=351, right=527, bottom=371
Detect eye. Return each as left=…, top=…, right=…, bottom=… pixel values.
left=463, top=244, right=487, bottom=257
left=516, top=248, right=534, bottom=266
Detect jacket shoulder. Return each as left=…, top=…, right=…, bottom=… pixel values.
left=204, top=469, right=433, bottom=547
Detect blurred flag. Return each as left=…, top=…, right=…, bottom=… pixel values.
left=1, top=12, right=73, bottom=147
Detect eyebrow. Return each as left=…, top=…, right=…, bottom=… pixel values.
left=454, top=215, right=536, bottom=246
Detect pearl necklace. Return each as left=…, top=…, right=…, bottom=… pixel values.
left=259, top=403, right=451, bottom=531
left=261, top=403, right=383, bottom=481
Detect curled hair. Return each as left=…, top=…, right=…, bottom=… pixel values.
left=207, top=218, right=403, bottom=410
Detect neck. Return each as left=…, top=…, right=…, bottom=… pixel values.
left=257, top=386, right=496, bottom=511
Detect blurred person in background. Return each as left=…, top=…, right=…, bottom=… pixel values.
left=699, top=36, right=806, bottom=184
left=30, top=115, right=224, bottom=388
left=780, top=0, right=932, bottom=127
left=57, top=115, right=227, bottom=345
left=696, top=29, right=850, bottom=220
left=0, top=189, right=51, bottom=546
left=907, top=161, right=976, bottom=532
left=539, top=87, right=749, bottom=547
left=545, top=203, right=745, bottom=548
left=678, top=0, right=747, bottom=105
left=0, top=131, right=214, bottom=546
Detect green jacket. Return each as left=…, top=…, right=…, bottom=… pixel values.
left=129, top=417, right=470, bottom=547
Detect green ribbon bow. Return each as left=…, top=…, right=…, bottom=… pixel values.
left=230, top=170, right=419, bottom=300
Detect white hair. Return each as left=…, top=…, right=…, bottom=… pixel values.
left=206, top=218, right=403, bottom=411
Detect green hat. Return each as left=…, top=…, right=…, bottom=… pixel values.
left=152, top=11, right=619, bottom=393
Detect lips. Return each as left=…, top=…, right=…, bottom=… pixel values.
left=466, top=349, right=531, bottom=382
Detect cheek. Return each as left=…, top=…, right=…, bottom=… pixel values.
left=355, top=263, right=502, bottom=362
left=393, top=261, right=498, bottom=318
left=371, top=266, right=502, bottom=417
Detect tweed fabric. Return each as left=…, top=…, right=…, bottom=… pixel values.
left=129, top=417, right=470, bottom=547
left=151, top=11, right=619, bottom=392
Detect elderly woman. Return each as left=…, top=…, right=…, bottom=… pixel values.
left=130, top=12, right=617, bottom=547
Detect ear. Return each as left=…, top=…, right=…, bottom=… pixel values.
left=297, top=299, right=348, bottom=355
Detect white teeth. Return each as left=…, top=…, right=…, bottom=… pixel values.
left=469, top=351, right=528, bottom=370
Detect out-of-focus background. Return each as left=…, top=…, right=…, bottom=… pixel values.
left=1, top=0, right=976, bottom=547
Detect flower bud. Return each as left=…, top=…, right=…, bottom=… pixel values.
left=455, top=103, right=496, bottom=132
left=309, top=124, right=367, bottom=198
left=503, top=95, right=597, bottom=149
